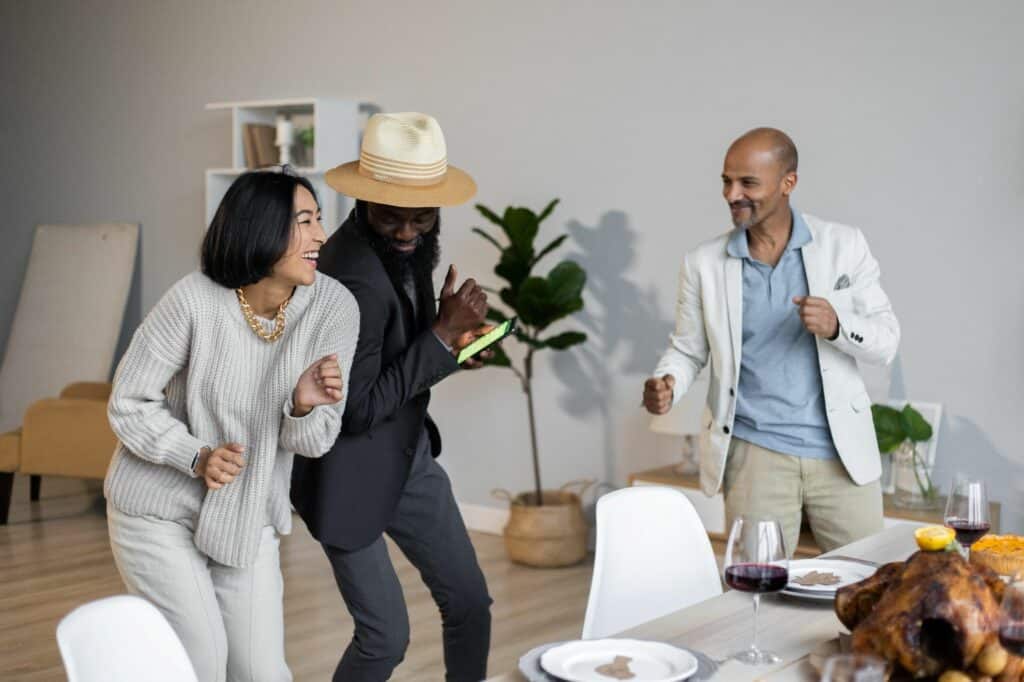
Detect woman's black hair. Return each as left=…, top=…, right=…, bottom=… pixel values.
left=201, top=170, right=318, bottom=288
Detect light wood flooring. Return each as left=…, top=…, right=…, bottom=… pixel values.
left=1, top=475, right=596, bottom=681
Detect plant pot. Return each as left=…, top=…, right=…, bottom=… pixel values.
left=494, top=483, right=591, bottom=568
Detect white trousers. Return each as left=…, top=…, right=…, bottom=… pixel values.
left=107, top=505, right=292, bottom=682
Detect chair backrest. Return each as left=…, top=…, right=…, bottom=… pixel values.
left=0, top=223, right=137, bottom=432
left=581, top=486, right=723, bottom=639
left=56, top=594, right=197, bottom=682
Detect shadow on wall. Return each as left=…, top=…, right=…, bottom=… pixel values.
left=550, top=210, right=673, bottom=489
left=932, top=415, right=1022, bottom=534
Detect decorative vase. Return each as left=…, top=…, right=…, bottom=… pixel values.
left=891, top=441, right=940, bottom=510
left=493, top=481, right=592, bottom=568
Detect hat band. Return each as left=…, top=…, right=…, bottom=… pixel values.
left=357, top=150, right=447, bottom=187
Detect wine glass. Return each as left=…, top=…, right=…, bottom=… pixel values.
left=944, top=475, right=990, bottom=558
left=999, top=581, right=1024, bottom=657
left=821, top=653, right=886, bottom=681
left=723, top=515, right=789, bottom=665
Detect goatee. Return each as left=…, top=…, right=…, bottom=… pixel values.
left=351, top=201, right=441, bottom=289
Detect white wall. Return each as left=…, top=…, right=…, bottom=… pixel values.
left=3, top=0, right=1022, bottom=531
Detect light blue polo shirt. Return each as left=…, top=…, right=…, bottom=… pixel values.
left=727, top=210, right=838, bottom=459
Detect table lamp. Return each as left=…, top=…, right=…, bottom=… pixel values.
left=648, top=370, right=710, bottom=475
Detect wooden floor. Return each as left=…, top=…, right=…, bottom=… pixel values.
left=0, top=475, right=596, bottom=681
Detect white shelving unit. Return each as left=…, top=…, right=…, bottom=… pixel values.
left=204, top=97, right=365, bottom=235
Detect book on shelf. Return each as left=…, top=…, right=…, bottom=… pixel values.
left=243, top=124, right=259, bottom=169
left=242, top=123, right=278, bottom=168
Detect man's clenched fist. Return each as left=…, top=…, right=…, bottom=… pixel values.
left=643, top=374, right=676, bottom=415
left=792, top=296, right=839, bottom=340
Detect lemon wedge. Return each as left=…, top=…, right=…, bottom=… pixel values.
left=915, top=525, right=956, bottom=551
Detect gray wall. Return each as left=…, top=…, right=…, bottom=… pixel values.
left=3, top=1, right=1022, bottom=531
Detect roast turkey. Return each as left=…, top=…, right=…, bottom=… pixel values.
left=835, top=550, right=1011, bottom=678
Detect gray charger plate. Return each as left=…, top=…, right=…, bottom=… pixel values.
left=518, top=640, right=718, bottom=682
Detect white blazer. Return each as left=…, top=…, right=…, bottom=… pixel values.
left=654, top=213, right=900, bottom=496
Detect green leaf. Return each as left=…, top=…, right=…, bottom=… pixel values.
left=531, top=234, right=568, bottom=268
left=546, top=261, right=586, bottom=308
left=901, top=404, right=933, bottom=442
left=499, top=288, right=517, bottom=310
left=514, top=329, right=545, bottom=349
left=502, top=207, right=539, bottom=259
left=472, top=227, right=503, bottom=250
left=872, top=404, right=905, bottom=453
left=542, top=331, right=587, bottom=350
left=475, top=203, right=504, bottom=228
left=516, top=277, right=552, bottom=327
left=495, top=249, right=532, bottom=291
left=485, top=306, right=508, bottom=322
left=537, top=198, right=560, bottom=223
left=515, top=261, right=587, bottom=329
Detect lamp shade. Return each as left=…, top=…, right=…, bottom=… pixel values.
left=648, top=370, right=710, bottom=436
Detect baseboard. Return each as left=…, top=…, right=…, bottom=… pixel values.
left=458, top=501, right=508, bottom=536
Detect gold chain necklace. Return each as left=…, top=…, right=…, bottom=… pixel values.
left=235, top=288, right=291, bottom=342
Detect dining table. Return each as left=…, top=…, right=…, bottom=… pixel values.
left=486, top=522, right=922, bottom=682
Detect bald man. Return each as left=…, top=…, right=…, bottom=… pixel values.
left=644, top=128, right=900, bottom=556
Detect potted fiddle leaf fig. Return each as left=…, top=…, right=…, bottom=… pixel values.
left=474, top=199, right=591, bottom=567
left=871, top=403, right=939, bottom=509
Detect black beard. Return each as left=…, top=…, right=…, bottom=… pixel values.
left=350, top=201, right=441, bottom=294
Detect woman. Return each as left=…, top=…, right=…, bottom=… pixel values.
left=104, top=170, right=359, bottom=682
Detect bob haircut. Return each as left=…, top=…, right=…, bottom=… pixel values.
left=201, top=170, right=319, bottom=289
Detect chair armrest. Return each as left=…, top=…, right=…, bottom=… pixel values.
left=19, top=398, right=116, bottom=479
left=60, top=381, right=113, bottom=401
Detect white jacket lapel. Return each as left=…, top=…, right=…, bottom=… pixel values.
left=800, top=220, right=825, bottom=297
left=724, top=256, right=743, bottom=378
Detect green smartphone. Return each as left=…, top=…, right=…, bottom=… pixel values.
left=456, top=317, right=517, bottom=364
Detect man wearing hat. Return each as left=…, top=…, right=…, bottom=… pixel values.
left=291, top=113, right=492, bottom=681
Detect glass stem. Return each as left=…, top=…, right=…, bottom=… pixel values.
left=751, top=593, right=761, bottom=651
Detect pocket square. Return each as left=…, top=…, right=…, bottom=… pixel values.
left=834, top=274, right=851, bottom=290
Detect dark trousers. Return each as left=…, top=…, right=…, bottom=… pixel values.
left=323, top=434, right=492, bottom=682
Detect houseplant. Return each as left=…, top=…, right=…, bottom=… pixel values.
left=296, top=126, right=314, bottom=167
left=871, top=403, right=939, bottom=509
left=474, top=199, right=590, bottom=566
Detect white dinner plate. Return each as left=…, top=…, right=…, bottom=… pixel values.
left=780, top=587, right=837, bottom=603
left=785, top=559, right=875, bottom=594
left=540, top=639, right=699, bottom=682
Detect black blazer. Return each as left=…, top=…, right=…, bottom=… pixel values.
left=291, top=212, right=459, bottom=550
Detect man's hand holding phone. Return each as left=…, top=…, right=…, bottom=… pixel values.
left=454, top=325, right=497, bottom=369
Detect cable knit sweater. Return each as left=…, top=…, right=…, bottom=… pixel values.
left=104, top=271, right=359, bottom=568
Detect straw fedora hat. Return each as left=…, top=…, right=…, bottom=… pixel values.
left=325, top=112, right=476, bottom=208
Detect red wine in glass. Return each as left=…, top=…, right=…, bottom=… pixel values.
left=725, top=564, right=789, bottom=593
left=944, top=518, right=991, bottom=546
left=1000, top=624, right=1024, bottom=657
left=944, top=476, right=989, bottom=558
left=723, top=516, right=789, bottom=665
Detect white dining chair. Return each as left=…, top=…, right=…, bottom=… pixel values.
left=581, top=486, right=723, bottom=639
left=56, top=594, right=198, bottom=682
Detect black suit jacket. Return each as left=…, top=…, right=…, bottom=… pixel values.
left=291, top=211, right=459, bottom=550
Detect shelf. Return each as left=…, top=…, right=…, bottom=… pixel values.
left=206, top=167, right=323, bottom=176
left=206, top=97, right=320, bottom=111
left=204, top=97, right=367, bottom=234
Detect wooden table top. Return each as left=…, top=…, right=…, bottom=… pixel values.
left=486, top=522, right=921, bottom=681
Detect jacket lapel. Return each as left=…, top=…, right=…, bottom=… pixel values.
left=800, top=222, right=825, bottom=297
left=724, top=255, right=743, bottom=378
